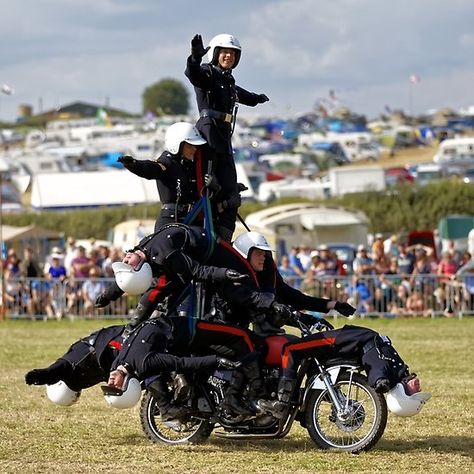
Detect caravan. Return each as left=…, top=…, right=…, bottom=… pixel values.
left=433, top=137, right=474, bottom=172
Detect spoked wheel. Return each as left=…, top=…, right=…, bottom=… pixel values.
left=305, top=372, right=387, bottom=453
left=140, top=391, right=214, bottom=445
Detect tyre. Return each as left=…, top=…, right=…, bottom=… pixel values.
left=139, top=391, right=214, bottom=445
left=305, top=372, right=387, bottom=453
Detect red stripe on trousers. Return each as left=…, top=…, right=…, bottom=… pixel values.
left=197, top=321, right=255, bottom=352
left=281, top=337, right=336, bottom=368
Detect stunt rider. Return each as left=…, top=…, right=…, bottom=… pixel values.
left=227, top=232, right=429, bottom=419
left=118, top=122, right=229, bottom=235
left=105, top=316, right=264, bottom=420
left=185, top=33, right=269, bottom=241
left=95, top=224, right=248, bottom=331
left=24, top=324, right=126, bottom=405
left=24, top=321, right=239, bottom=416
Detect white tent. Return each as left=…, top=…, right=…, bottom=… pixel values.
left=30, top=169, right=159, bottom=210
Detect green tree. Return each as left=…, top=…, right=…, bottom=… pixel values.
left=142, top=78, right=189, bottom=115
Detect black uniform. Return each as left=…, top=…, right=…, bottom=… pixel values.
left=111, top=317, right=257, bottom=380
left=280, top=325, right=410, bottom=390
left=215, top=252, right=333, bottom=331
left=120, top=148, right=211, bottom=231
left=25, top=325, right=125, bottom=391
left=100, top=225, right=252, bottom=325
left=185, top=57, right=267, bottom=236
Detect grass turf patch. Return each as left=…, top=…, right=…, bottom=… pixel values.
left=1, top=317, right=473, bottom=473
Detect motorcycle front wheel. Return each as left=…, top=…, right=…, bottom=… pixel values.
left=305, top=372, right=387, bottom=453
left=140, top=391, right=214, bottom=445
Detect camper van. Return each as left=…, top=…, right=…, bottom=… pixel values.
left=433, top=137, right=474, bottom=171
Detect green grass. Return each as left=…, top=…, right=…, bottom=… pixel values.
left=1, top=318, right=473, bottom=473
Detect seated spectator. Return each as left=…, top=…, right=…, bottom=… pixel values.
left=389, top=284, right=410, bottom=316
left=82, top=267, right=105, bottom=317
left=344, top=275, right=371, bottom=314
left=28, top=274, right=54, bottom=321
left=406, top=286, right=429, bottom=317
left=369, top=287, right=390, bottom=314
left=70, top=246, right=92, bottom=280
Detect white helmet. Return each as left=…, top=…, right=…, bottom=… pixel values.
left=386, top=383, right=431, bottom=417
left=103, top=376, right=142, bottom=409
left=233, top=232, right=273, bottom=259
left=164, top=122, right=206, bottom=155
left=46, top=381, right=81, bottom=406
left=112, top=261, right=152, bottom=295
left=207, top=33, right=242, bottom=68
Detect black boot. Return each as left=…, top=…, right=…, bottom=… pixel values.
left=220, top=371, right=255, bottom=417
left=241, top=360, right=267, bottom=412
left=25, top=359, right=71, bottom=386
left=257, top=377, right=296, bottom=420
left=147, top=377, right=189, bottom=421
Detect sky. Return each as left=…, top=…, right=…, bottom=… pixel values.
left=1, top=0, right=473, bottom=123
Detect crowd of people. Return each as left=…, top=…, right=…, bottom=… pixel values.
left=2, top=239, right=126, bottom=320
left=278, top=234, right=474, bottom=316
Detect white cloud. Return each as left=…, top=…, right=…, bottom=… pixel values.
left=1, top=0, right=473, bottom=121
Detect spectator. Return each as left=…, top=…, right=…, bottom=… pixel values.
left=410, top=245, right=435, bottom=296
left=297, top=245, right=313, bottom=272
left=288, top=246, right=305, bottom=287
left=344, top=275, right=371, bottom=314
left=102, top=247, right=123, bottom=278
left=455, top=253, right=474, bottom=312
left=70, top=246, right=92, bottom=279
left=19, top=247, right=42, bottom=278
left=4, top=250, right=23, bottom=312
left=406, top=286, right=429, bottom=317
left=396, top=242, right=415, bottom=276
left=317, top=245, right=339, bottom=276
left=47, top=256, right=67, bottom=320
left=28, top=273, right=54, bottom=321
left=63, top=237, right=77, bottom=276
left=372, top=233, right=385, bottom=260
left=384, top=234, right=399, bottom=259
left=82, top=267, right=105, bottom=318
left=278, top=255, right=300, bottom=289
left=369, top=287, right=390, bottom=314
left=389, top=284, right=410, bottom=316
left=353, top=245, right=376, bottom=276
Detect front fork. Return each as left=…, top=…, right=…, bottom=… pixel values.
left=303, top=361, right=358, bottom=417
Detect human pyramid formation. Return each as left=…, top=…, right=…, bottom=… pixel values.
left=25, top=34, right=430, bottom=425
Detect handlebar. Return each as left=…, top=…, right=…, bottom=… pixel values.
left=289, top=310, right=335, bottom=335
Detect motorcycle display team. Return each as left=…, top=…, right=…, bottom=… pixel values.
left=25, top=34, right=431, bottom=453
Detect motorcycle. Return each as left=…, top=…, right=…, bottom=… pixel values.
left=139, top=312, right=388, bottom=453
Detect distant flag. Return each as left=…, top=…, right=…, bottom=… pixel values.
left=329, top=89, right=336, bottom=101
left=1, top=83, right=14, bottom=95
left=409, top=74, right=420, bottom=84
left=385, top=104, right=392, bottom=114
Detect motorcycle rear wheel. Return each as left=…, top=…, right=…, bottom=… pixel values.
left=140, top=391, right=214, bottom=445
left=305, top=372, right=387, bottom=453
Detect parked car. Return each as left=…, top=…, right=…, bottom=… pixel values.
left=384, top=167, right=414, bottom=186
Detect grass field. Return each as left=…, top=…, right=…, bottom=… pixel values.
left=1, top=317, right=473, bottom=473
